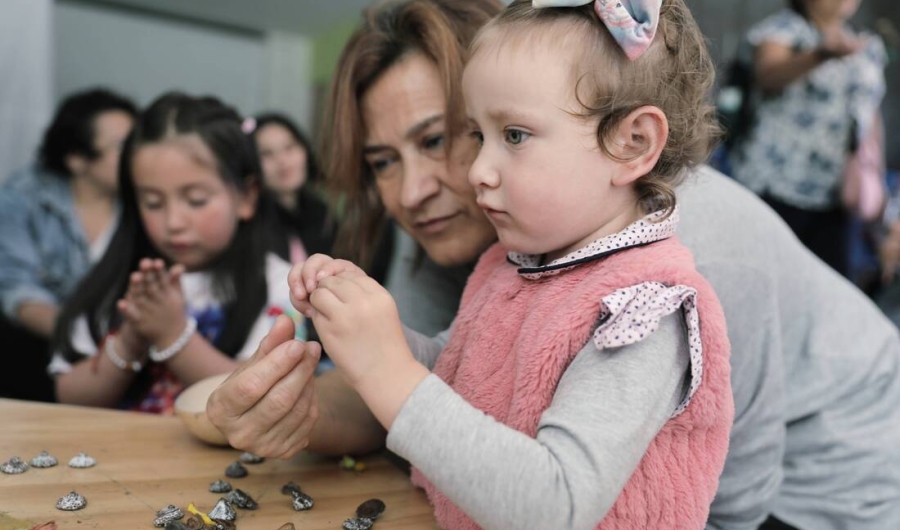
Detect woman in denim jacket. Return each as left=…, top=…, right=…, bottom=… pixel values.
left=0, top=88, right=135, bottom=400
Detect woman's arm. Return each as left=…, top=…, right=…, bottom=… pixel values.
left=0, top=190, right=60, bottom=338
left=15, top=302, right=59, bottom=338
left=754, top=30, right=864, bottom=92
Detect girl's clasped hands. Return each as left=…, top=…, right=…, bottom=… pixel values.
left=115, top=258, right=187, bottom=362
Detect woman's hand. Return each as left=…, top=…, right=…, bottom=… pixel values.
left=118, top=258, right=187, bottom=346
left=207, top=315, right=322, bottom=458
left=288, top=254, right=367, bottom=317
left=819, top=26, right=866, bottom=60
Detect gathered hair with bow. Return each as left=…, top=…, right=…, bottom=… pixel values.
left=471, top=0, right=720, bottom=216
left=533, top=0, right=663, bottom=60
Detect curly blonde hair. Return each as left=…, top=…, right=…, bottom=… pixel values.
left=475, top=0, right=721, bottom=215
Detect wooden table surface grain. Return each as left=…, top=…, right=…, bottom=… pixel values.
left=0, top=399, right=439, bottom=530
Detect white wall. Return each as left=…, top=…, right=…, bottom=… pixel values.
left=54, top=1, right=267, bottom=117
left=0, top=0, right=53, bottom=182
left=263, top=31, right=314, bottom=131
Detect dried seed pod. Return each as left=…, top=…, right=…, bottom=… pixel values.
left=356, top=499, right=386, bottom=520
left=68, top=452, right=97, bottom=468
left=280, top=482, right=302, bottom=496
left=208, top=498, right=236, bottom=522
left=238, top=452, right=264, bottom=464
left=164, top=521, right=191, bottom=530
left=182, top=514, right=206, bottom=530
left=342, top=517, right=374, bottom=530
left=209, top=480, right=232, bottom=493
left=153, top=505, right=185, bottom=528
left=224, top=489, right=258, bottom=510
left=214, top=520, right=236, bottom=530
left=0, top=456, right=28, bottom=474
left=290, top=491, right=314, bottom=511
left=30, top=451, right=58, bottom=468
left=56, top=491, right=87, bottom=511
left=224, top=462, right=247, bottom=478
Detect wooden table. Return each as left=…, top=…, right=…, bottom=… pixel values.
left=0, top=399, right=439, bottom=529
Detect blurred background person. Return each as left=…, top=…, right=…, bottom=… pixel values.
left=251, top=113, right=334, bottom=265
left=729, top=0, right=888, bottom=278
left=0, top=87, right=136, bottom=402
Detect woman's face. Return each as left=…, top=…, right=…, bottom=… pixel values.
left=255, top=123, right=308, bottom=198
left=361, top=53, right=497, bottom=267
left=69, top=110, right=133, bottom=193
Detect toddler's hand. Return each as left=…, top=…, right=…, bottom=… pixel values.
left=308, top=272, right=412, bottom=389
left=288, top=254, right=367, bottom=317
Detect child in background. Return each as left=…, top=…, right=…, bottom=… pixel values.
left=250, top=113, right=334, bottom=265
left=51, top=93, right=304, bottom=413
left=292, top=0, right=733, bottom=529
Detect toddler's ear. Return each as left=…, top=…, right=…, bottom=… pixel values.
left=610, top=106, right=668, bottom=187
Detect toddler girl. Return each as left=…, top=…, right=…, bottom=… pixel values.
left=293, top=1, right=733, bottom=528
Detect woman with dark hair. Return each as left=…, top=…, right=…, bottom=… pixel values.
left=50, top=92, right=301, bottom=412
left=0, top=88, right=136, bottom=402
left=730, top=0, right=887, bottom=276
left=0, top=88, right=136, bottom=340
left=251, top=113, right=333, bottom=263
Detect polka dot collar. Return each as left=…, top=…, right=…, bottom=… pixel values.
left=508, top=207, right=679, bottom=280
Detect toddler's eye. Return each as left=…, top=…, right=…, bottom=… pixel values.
left=504, top=129, right=530, bottom=145
left=470, top=131, right=484, bottom=147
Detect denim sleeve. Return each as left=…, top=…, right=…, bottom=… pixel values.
left=0, top=189, right=57, bottom=321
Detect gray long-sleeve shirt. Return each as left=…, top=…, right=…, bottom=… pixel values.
left=388, top=166, right=900, bottom=530
left=392, top=315, right=690, bottom=530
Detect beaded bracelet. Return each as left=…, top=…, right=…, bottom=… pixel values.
left=149, top=316, right=198, bottom=363
left=104, top=335, right=144, bottom=373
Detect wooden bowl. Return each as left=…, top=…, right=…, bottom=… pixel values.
left=174, top=372, right=231, bottom=446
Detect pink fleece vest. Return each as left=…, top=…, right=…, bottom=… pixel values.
left=411, top=238, right=733, bottom=530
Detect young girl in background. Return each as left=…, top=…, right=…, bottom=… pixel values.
left=51, top=93, right=303, bottom=413
left=291, top=0, right=733, bottom=529
left=251, top=113, right=334, bottom=265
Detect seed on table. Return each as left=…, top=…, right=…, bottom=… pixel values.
left=56, top=491, right=87, bottom=511
left=356, top=499, right=386, bottom=520
left=281, top=481, right=302, bottom=496
left=208, top=498, right=236, bottom=522
left=224, top=461, right=247, bottom=478
left=225, top=489, right=258, bottom=510
left=153, top=504, right=185, bottom=528
left=209, top=479, right=232, bottom=493
left=0, top=456, right=28, bottom=474
left=30, top=451, right=58, bottom=468
left=68, top=452, right=97, bottom=468
left=290, top=491, right=314, bottom=511
left=342, top=517, right=374, bottom=530
left=239, top=451, right=264, bottom=464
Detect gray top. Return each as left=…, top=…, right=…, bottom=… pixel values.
left=392, top=314, right=689, bottom=530
left=387, top=166, right=900, bottom=530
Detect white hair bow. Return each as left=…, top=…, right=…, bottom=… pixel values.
left=532, top=0, right=662, bottom=60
